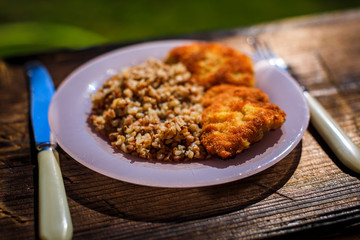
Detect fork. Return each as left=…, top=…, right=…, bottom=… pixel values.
left=247, top=36, right=360, bottom=173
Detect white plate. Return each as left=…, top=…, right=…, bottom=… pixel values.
left=49, top=40, right=309, bottom=188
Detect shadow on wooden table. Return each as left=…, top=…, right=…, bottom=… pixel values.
left=59, top=142, right=302, bottom=223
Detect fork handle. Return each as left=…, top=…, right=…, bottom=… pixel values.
left=303, top=90, right=360, bottom=173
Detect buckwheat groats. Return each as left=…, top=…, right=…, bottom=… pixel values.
left=90, top=59, right=208, bottom=162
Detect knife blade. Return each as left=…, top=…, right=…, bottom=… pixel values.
left=27, top=61, right=73, bottom=240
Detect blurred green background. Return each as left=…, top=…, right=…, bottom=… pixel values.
left=0, top=0, right=359, bottom=57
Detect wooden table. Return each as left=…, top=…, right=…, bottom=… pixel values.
left=1, top=9, right=360, bottom=240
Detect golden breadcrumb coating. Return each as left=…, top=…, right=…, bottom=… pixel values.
left=165, top=42, right=255, bottom=88
left=201, top=84, right=270, bottom=107
left=200, top=84, right=286, bottom=159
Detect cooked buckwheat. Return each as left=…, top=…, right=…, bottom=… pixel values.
left=90, top=58, right=208, bottom=162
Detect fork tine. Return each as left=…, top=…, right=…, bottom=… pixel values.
left=247, top=36, right=271, bottom=60
left=247, top=36, right=289, bottom=71
left=261, top=41, right=275, bottom=59
left=247, top=36, right=262, bottom=58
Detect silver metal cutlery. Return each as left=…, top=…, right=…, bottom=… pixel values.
left=247, top=36, right=360, bottom=173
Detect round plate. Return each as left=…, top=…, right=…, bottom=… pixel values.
left=49, top=40, right=309, bottom=188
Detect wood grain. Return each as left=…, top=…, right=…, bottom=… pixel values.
left=1, top=9, right=360, bottom=240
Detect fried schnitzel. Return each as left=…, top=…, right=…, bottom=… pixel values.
left=200, top=84, right=286, bottom=159
left=201, top=84, right=270, bottom=107
left=166, top=43, right=286, bottom=159
left=165, top=42, right=255, bottom=88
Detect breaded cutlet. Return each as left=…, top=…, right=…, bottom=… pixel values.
left=200, top=84, right=286, bottom=159
left=165, top=42, right=255, bottom=88
left=201, top=84, right=270, bottom=107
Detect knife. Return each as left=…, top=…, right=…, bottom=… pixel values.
left=27, top=61, right=73, bottom=240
